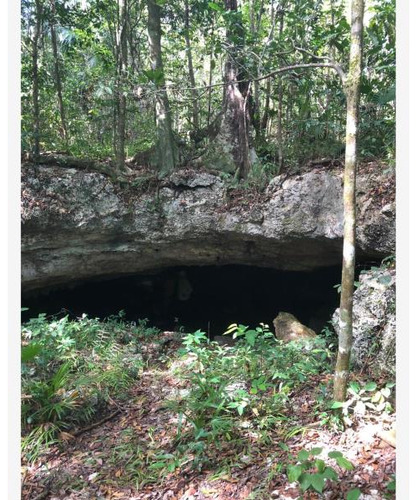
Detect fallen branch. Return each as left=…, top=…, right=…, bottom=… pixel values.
left=73, top=409, right=122, bottom=437
left=23, top=152, right=129, bottom=179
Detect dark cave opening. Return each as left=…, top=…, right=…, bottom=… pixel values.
left=21, top=264, right=352, bottom=337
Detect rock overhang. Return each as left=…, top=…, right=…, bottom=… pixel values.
left=21, top=163, right=395, bottom=294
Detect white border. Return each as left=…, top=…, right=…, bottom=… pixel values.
left=7, top=0, right=409, bottom=498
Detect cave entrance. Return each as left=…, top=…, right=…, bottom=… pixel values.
left=22, top=265, right=345, bottom=337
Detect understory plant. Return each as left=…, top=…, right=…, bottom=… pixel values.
left=21, top=311, right=150, bottom=462
left=331, top=380, right=395, bottom=426
left=165, top=325, right=334, bottom=470
left=285, top=446, right=361, bottom=499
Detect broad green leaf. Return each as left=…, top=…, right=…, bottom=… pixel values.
left=287, top=464, right=303, bottom=483
left=346, top=488, right=361, bottom=500
left=208, top=2, right=222, bottom=11
left=311, top=473, right=325, bottom=493
left=322, top=466, right=338, bottom=481
left=336, top=456, right=354, bottom=470
left=330, top=401, right=345, bottom=409
left=364, top=381, right=377, bottom=391
left=297, top=449, right=310, bottom=461
left=349, top=381, right=361, bottom=394
left=310, top=447, right=323, bottom=456
left=245, top=330, right=257, bottom=346
left=315, top=459, right=326, bottom=473
left=299, top=473, right=313, bottom=491
left=328, top=451, right=343, bottom=458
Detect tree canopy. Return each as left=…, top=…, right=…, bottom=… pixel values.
left=21, top=0, right=395, bottom=175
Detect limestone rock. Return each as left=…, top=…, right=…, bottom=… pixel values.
left=273, top=312, right=316, bottom=342
left=21, top=164, right=395, bottom=293
left=332, top=264, right=396, bottom=375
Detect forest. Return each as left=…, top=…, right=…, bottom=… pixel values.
left=21, top=0, right=396, bottom=499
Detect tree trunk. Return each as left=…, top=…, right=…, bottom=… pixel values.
left=223, top=0, right=252, bottom=179
left=32, top=0, right=43, bottom=161
left=115, top=0, right=128, bottom=171
left=275, top=7, right=285, bottom=172
left=184, top=0, right=199, bottom=132
left=147, top=0, right=177, bottom=177
left=50, top=0, right=68, bottom=146
left=333, top=0, right=364, bottom=402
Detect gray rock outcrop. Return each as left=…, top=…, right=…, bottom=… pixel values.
left=332, top=264, right=396, bottom=375
left=21, top=163, right=395, bottom=293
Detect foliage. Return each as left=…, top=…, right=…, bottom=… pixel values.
left=165, top=325, right=334, bottom=470
left=330, top=380, right=395, bottom=427
left=21, top=0, right=395, bottom=170
left=285, top=446, right=358, bottom=496
left=21, top=311, right=153, bottom=462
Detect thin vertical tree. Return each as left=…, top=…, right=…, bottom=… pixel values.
left=333, top=0, right=365, bottom=402
left=49, top=0, right=68, bottom=147
left=114, top=0, right=128, bottom=171
left=184, top=0, right=199, bottom=132
left=32, top=0, right=44, bottom=161
left=147, top=0, right=177, bottom=176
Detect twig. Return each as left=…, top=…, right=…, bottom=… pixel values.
left=73, top=409, right=122, bottom=437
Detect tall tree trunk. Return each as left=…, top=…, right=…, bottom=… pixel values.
left=147, top=0, right=176, bottom=176
left=333, top=0, right=365, bottom=403
left=207, top=20, right=215, bottom=129
left=32, top=0, right=43, bottom=161
left=115, top=0, right=128, bottom=171
left=275, top=6, right=285, bottom=172
left=50, top=0, right=68, bottom=146
left=184, top=0, right=199, bottom=132
left=223, top=0, right=252, bottom=179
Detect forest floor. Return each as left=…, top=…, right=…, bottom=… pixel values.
left=21, top=332, right=395, bottom=500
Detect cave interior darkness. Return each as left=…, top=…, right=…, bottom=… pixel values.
left=21, top=263, right=379, bottom=338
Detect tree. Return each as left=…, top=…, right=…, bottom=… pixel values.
left=147, top=0, right=177, bottom=177
left=114, top=0, right=128, bottom=171
left=32, top=0, right=44, bottom=161
left=49, top=0, right=68, bottom=147
left=333, top=0, right=365, bottom=403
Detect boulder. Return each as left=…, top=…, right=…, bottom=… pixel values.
left=273, top=312, right=317, bottom=342
left=332, top=264, right=396, bottom=375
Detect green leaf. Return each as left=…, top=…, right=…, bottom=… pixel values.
left=310, top=447, right=323, bottom=456
left=299, top=473, right=313, bottom=491
left=328, top=451, right=343, bottom=459
left=322, top=466, right=338, bottom=481
left=330, top=401, right=345, bottom=409
left=278, top=442, right=289, bottom=451
left=346, top=488, right=361, bottom=500
left=297, top=449, right=310, bottom=461
left=287, top=464, right=303, bottom=483
left=245, top=330, right=257, bottom=346
left=21, top=343, right=42, bottom=362
left=208, top=2, right=222, bottom=11
left=315, top=459, right=326, bottom=473
left=349, top=381, right=361, bottom=394
left=336, top=456, right=354, bottom=470
left=364, top=381, right=377, bottom=391
left=311, top=473, right=325, bottom=493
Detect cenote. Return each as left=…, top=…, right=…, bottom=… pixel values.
left=21, top=264, right=360, bottom=337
